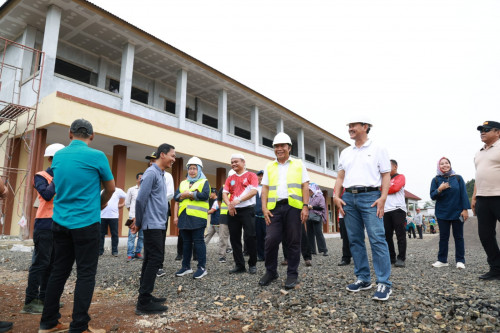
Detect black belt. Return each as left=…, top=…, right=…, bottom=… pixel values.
left=276, top=199, right=288, bottom=205
left=345, top=186, right=379, bottom=194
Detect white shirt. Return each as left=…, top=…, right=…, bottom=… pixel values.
left=164, top=172, right=175, bottom=202
left=101, top=188, right=127, bottom=218
left=414, top=213, right=423, bottom=225
left=262, top=158, right=310, bottom=200
left=384, top=186, right=407, bottom=213
left=125, top=185, right=139, bottom=218
left=338, top=140, right=391, bottom=188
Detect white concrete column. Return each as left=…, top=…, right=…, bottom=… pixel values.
left=251, top=105, right=259, bottom=151
left=97, top=57, right=108, bottom=90
left=19, top=25, right=37, bottom=81
left=41, top=5, right=61, bottom=92
left=320, top=139, right=327, bottom=173
left=297, top=128, right=305, bottom=160
left=334, top=146, right=340, bottom=170
left=276, top=118, right=284, bottom=134
left=176, top=69, right=187, bottom=128
left=120, top=43, right=135, bottom=112
left=218, top=89, right=227, bottom=141
left=151, top=80, right=161, bottom=109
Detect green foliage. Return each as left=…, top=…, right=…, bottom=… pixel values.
left=466, top=179, right=475, bottom=203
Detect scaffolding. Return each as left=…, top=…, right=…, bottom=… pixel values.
left=0, top=36, right=44, bottom=238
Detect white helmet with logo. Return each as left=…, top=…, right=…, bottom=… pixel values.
left=44, top=143, right=65, bottom=157
left=346, top=116, right=373, bottom=126
left=186, top=156, right=203, bottom=168
left=272, top=132, right=292, bottom=146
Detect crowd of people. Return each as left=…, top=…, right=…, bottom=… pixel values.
left=1, top=117, right=499, bottom=333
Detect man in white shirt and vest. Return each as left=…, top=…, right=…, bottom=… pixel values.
left=259, top=132, right=310, bottom=290
left=333, top=117, right=393, bottom=301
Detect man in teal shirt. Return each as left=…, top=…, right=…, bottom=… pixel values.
left=39, top=119, right=115, bottom=333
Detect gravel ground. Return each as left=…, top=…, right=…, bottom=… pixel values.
left=1, top=217, right=499, bottom=332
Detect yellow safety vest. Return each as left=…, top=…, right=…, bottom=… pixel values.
left=220, top=192, right=231, bottom=215
left=178, top=179, right=209, bottom=219
left=266, top=158, right=303, bottom=210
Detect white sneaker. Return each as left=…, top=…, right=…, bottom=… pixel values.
left=432, top=261, right=449, bottom=268
left=456, top=262, right=465, bottom=269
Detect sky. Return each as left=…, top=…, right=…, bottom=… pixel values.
left=6, top=0, right=500, bottom=203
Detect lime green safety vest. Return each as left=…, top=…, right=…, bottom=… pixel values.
left=220, top=192, right=231, bottom=215
left=178, top=179, right=209, bottom=219
left=266, top=158, right=304, bottom=210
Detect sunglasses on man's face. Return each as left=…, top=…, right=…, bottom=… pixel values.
left=480, top=128, right=493, bottom=133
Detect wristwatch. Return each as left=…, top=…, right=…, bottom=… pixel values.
left=303, top=203, right=309, bottom=208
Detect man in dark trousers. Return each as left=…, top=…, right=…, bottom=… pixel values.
left=259, top=132, right=310, bottom=289
left=39, top=119, right=115, bottom=333
left=472, top=120, right=500, bottom=280
left=21, top=143, right=64, bottom=314
left=383, top=159, right=407, bottom=268
left=132, top=143, right=176, bottom=314
left=255, top=170, right=266, bottom=261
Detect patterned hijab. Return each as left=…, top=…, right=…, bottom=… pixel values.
left=187, top=164, right=206, bottom=183
left=308, top=183, right=322, bottom=196
left=436, top=157, right=456, bottom=177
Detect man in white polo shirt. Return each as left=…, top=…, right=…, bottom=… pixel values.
left=333, top=117, right=393, bottom=301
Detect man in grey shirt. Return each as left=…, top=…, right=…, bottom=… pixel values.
left=414, top=208, right=423, bottom=239
left=132, top=143, right=176, bottom=315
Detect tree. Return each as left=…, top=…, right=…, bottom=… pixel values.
left=466, top=179, right=475, bottom=203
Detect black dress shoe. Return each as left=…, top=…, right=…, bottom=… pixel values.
left=284, top=276, right=299, bottom=290
left=135, top=301, right=168, bottom=315
left=248, top=266, right=257, bottom=274
left=259, top=272, right=279, bottom=286
left=257, top=257, right=265, bottom=262
left=229, top=266, right=246, bottom=274
left=337, top=260, right=350, bottom=266
left=175, top=254, right=182, bottom=261
left=0, top=321, right=13, bottom=333
left=479, top=271, right=500, bottom=280
left=322, top=251, right=329, bottom=256
left=152, top=296, right=167, bottom=303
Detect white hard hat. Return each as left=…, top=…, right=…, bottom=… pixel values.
left=186, top=156, right=203, bottom=168
left=44, top=143, right=65, bottom=157
left=228, top=169, right=236, bottom=177
left=272, top=132, right=292, bottom=146
left=346, top=116, right=373, bottom=126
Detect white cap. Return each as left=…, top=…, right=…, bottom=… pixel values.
left=272, top=132, right=292, bottom=146
left=231, top=153, right=245, bottom=160
left=346, top=116, right=373, bottom=126
left=186, top=156, right=203, bottom=168
left=44, top=143, right=65, bottom=157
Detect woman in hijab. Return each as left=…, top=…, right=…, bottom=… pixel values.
left=173, top=157, right=210, bottom=279
left=430, top=157, right=470, bottom=269
left=307, top=183, right=329, bottom=256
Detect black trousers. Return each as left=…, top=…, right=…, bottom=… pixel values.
left=283, top=222, right=311, bottom=261
left=265, top=203, right=302, bottom=278
left=255, top=217, right=267, bottom=260
left=408, top=226, right=416, bottom=238
left=383, top=209, right=407, bottom=261
left=228, top=206, right=257, bottom=268
left=40, top=222, right=100, bottom=332
left=476, top=196, right=500, bottom=273
left=99, top=218, right=118, bottom=255
left=26, top=229, right=54, bottom=304
left=339, top=218, right=352, bottom=262
left=307, top=218, right=328, bottom=254
left=416, top=225, right=423, bottom=239
left=138, top=229, right=165, bottom=304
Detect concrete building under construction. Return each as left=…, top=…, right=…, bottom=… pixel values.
left=0, top=0, right=349, bottom=239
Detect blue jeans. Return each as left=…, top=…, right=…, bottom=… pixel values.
left=437, top=219, right=465, bottom=264
left=127, top=229, right=144, bottom=257
left=343, top=191, right=392, bottom=287
left=180, top=227, right=206, bottom=269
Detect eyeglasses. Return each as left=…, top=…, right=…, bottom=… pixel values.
left=480, top=128, right=493, bottom=133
